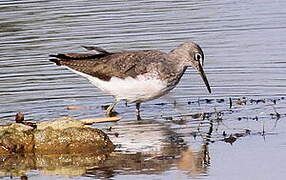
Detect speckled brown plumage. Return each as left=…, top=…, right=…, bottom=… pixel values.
left=50, top=50, right=180, bottom=82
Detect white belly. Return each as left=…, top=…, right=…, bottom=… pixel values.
left=66, top=67, right=170, bottom=103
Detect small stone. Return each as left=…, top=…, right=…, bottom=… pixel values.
left=15, top=112, right=24, bottom=123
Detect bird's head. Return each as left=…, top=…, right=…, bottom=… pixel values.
left=169, top=41, right=211, bottom=93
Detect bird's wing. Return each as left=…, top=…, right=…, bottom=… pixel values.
left=49, top=50, right=165, bottom=81
left=81, top=45, right=109, bottom=54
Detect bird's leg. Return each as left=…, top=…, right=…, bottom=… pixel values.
left=136, top=103, right=141, bottom=115
left=136, top=103, right=141, bottom=120
left=106, top=100, right=119, bottom=117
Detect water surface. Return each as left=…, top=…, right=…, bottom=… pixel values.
left=0, top=0, right=286, bottom=179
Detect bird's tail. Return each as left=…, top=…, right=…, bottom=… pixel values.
left=49, top=52, right=110, bottom=66
left=49, top=55, right=63, bottom=66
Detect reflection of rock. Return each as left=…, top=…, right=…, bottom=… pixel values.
left=0, top=153, right=108, bottom=177
left=0, top=148, right=179, bottom=178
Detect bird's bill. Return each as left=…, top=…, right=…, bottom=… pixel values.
left=197, top=63, right=211, bottom=93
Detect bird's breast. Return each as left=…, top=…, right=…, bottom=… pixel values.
left=105, top=75, right=170, bottom=102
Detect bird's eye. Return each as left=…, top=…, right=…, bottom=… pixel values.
left=194, top=53, right=203, bottom=65
left=195, top=53, right=201, bottom=61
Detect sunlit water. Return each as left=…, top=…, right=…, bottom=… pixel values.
left=0, top=0, right=286, bottom=179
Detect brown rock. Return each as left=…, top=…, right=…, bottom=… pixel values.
left=0, top=123, right=34, bottom=154
left=34, top=126, right=113, bottom=154
left=0, top=116, right=114, bottom=155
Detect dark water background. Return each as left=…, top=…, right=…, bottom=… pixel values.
left=0, top=0, right=286, bottom=179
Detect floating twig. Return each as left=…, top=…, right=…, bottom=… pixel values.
left=66, top=106, right=89, bottom=110
left=80, top=116, right=121, bottom=125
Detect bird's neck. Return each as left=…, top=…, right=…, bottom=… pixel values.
left=168, top=50, right=189, bottom=72
left=162, top=58, right=187, bottom=87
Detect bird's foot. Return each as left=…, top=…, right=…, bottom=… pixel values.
left=105, top=110, right=112, bottom=117
left=136, top=114, right=142, bottom=120
left=104, top=101, right=119, bottom=117
left=105, top=109, right=118, bottom=117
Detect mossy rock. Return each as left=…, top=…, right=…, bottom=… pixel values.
left=0, top=117, right=114, bottom=155
left=34, top=126, right=113, bottom=154
left=0, top=123, right=34, bottom=154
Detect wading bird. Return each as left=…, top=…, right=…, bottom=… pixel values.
left=50, top=41, right=211, bottom=119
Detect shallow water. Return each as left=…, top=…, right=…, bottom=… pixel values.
left=0, top=0, right=286, bottom=179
